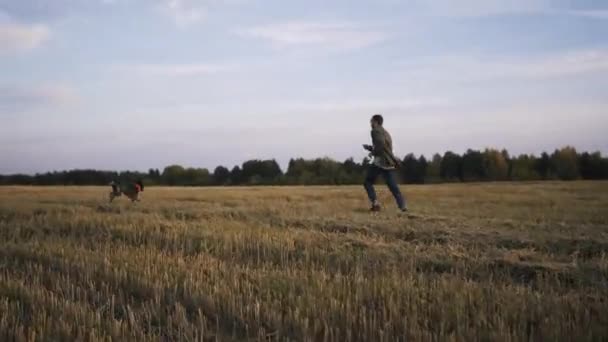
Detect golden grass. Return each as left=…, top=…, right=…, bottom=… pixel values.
left=1, top=182, right=607, bottom=341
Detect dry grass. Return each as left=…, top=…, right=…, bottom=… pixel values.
left=0, top=182, right=607, bottom=341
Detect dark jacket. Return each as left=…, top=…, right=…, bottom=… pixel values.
left=371, top=126, right=400, bottom=169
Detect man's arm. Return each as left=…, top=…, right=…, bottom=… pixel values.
left=371, top=129, right=385, bottom=156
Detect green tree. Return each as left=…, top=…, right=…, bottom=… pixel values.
left=535, top=152, right=552, bottom=180
left=510, top=155, right=540, bottom=181
left=483, top=148, right=509, bottom=181
left=440, top=151, right=462, bottom=181
left=461, top=149, right=484, bottom=181
left=426, top=154, right=442, bottom=183
left=230, top=166, right=243, bottom=185
left=183, top=168, right=211, bottom=186
left=212, top=166, right=231, bottom=185
left=342, top=158, right=365, bottom=184
left=162, top=165, right=185, bottom=186
left=401, top=154, right=427, bottom=184
left=241, top=159, right=283, bottom=185
left=578, top=152, right=604, bottom=180
left=551, top=146, right=580, bottom=180
left=418, top=155, right=428, bottom=184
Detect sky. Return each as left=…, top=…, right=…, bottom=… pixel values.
left=1, top=0, right=607, bottom=174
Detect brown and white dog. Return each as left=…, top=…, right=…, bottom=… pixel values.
left=109, top=180, right=144, bottom=203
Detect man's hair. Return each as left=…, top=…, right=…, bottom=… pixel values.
left=371, top=114, right=384, bottom=126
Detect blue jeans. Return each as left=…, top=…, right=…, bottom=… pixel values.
left=364, top=165, right=406, bottom=209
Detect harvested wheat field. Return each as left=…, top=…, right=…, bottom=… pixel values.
left=0, top=182, right=607, bottom=341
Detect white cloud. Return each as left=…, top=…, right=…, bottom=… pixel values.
left=160, top=0, right=207, bottom=27
left=271, top=98, right=445, bottom=114
left=400, top=49, right=608, bottom=84
left=509, top=50, right=608, bottom=79
left=566, top=9, right=608, bottom=19
left=0, top=84, right=77, bottom=111
left=116, top=62, right=237, bottom=76
left=413, top=0, right=608, bottom=19
left=237, top=21, right=388, bottom=50
left=0, top=22, right=50, bottom=53
left=415, top=0, right=550, bottom=17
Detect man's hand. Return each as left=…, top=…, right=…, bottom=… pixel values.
left=363, top=144, right=373, bottom=151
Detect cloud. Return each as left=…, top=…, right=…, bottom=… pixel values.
left=0, top=0, right=80, bottom=21
left=271, top=98, right=446, bottom=114
left=116, top=62, right=237, bottom=76
left=412, top=0, right=550, bottom=17
left=400, top=49, right=608, bottom=85
left=410, top=0, right=608, bottom=19
left=508, top=50, right=608, bottom=79
left=0, top=22, right=50, bottom=53
left=0, top=84, right=77, bottom=112
left=158, top=0, right=248, bottom=27
left=237, top=21, right=388, bottom=51
left=566, top=9, right=608, bottom=19
left=160, top=0, right=207, bottom=27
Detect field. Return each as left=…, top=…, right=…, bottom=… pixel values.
left=0, top=182, right=607, bottom=341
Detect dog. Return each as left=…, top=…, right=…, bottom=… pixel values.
left=109, top=180, right=144, bottom=203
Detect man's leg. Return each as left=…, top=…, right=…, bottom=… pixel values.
left=383, top=169, right=407, bottom=210
left=364, top=166, right=381, bottom=208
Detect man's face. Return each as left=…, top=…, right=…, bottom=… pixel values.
left=370, top=119, right=378, bottom=129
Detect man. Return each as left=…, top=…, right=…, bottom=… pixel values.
left=363, top=114, right=407, bottom=212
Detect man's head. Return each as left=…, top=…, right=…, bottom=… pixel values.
left=370, top=114, right=384, bottom=129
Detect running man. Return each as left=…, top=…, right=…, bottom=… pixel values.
left=363, top=114, right=407, bottom=212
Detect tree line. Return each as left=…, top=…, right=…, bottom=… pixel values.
left=1, top=146, right=607, bottom=186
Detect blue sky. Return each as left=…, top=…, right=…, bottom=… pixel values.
left=1, top=0, right=607, bottom=173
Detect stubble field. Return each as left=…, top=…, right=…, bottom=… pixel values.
left=0, top=182, right=607, bottom=341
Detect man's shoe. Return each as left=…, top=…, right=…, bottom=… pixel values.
left=370, top=204, right=382, bottom=212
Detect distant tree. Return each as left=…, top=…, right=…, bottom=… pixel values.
left=342, top=158, right=358, bottom=174
left=501, top=149, right=513, bottom=179
left=461, top=149, right=484, bottom=181
left=146, top=168, right=161, bottom=185
left=535, top=152, right=552, bottom=180
left=2, top=147, right=607, bottom=186
left=286, top=158, right=308, bottom=184
left=440, top=151, right=462, bottom=181
left=342, top=158, right=365, bottom=184
left=162, top=165, right=186, bottom=186
left=240, top=159, right=283, bottom=185
left=551, top=146, right=580, bottom=180
left=362, top=157, right=371, bottom=167
left=314, top=158, right=343, bottom=184
left=183, top=168, right=211, bottom=186
left=418, top=155, right=428, bottom=184
left=230, top=166, right=243, bottom=185
left=483, top=149, right=509, bottom=181
left=510, top=155, right=540, bottom=181
left=401, top=154, right=418, bottom=184
left=286, top=158, right=348, bottom=185
left=601, top=156, right=608, bottom=180
left=426, top=154, right=442, bottom=183
left=212, top=166, right=231, bottom=185
left=0, top=174, right=32, bottom=185
left=578, top=152, right=605, bottom=180
left=401, top=154, right=427, bottom=184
